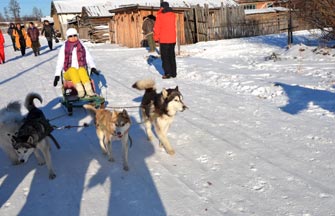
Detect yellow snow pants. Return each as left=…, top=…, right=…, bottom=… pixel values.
left=63, top=67, right=89, bottom=84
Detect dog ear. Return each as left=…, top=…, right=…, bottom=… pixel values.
left=112, top=111, right=118, bottom=122
left=175, top=86, right=179, bottom=91
left=162, top=88, right=168, bottom=99
left=122, top=109, right=128, bottom=116
left=27, top=136, right=34, bottom=145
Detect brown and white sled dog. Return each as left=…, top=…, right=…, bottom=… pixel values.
left=0, top=93, right=57, bottom=179
left=132, top=79, right=187, bottom=155
left=84, top=104, right=131, bottom=171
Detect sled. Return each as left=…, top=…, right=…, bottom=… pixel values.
left=60, top=75, right=105, bottom=116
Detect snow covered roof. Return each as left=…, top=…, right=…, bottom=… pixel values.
left=83, top=5, right=114, bottom=17
left=108, top=0, right=238, bottom=9
left=52, top=0, right=111, bottom=14
left=244, top=7, right=288, bottom=15
left=52, top=0, right=239, bottom=15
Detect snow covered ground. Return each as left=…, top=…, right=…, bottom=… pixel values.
left=0, top=29, right=335, bottom=216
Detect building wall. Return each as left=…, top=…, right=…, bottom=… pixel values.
left=52, top=14, right=79, bottom=39
left=236, top=0, right=275, bottom=9
left=111, top=9, right=185, bottom=48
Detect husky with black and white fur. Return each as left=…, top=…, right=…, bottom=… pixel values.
left=13, top=93, right=57, bottom=179
left=132, top=79, right=187, bottom=155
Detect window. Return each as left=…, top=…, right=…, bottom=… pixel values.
left=244, top=4, right=256, bottom=10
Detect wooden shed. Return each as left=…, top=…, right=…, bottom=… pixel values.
left=108, top=0, right=239, bottom=48
left=79, top=5, right=114, bottom=42
left=109, top=5, right=187, bottom=48
left=51, top=1, right=83, bottom=39
left=51, top=0, right=111, bottom=40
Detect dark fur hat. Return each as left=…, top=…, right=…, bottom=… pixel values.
left=160, top=1, right=169, bottom=8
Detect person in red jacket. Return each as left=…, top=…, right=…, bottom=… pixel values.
left=154, top=1, right=177, bottom=79
left=0, top=29, right=5, bottom=64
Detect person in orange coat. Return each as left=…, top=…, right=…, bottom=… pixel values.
left=153, top=1, right=177, bottom=79
left=12, top=23, right=31, bottom=56
left=0, top=29, right=5, bottom=64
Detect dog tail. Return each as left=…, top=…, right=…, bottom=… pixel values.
left=24, top=93, right=42, bottom=111
left=83, top=104, right=97, bottom=113
left=132, top=79, right=156, bottom=91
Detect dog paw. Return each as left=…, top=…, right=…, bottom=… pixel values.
left=49, top=173, right=56, bottom=180
left=38, top=161, right=46, bottom=166
left=167, top=149, right=175, bottom=155
left=123, top=165, right=129, bottom=171
left=108, top=157, right=115, bottom=162
left=12, top=160, right=22, bottom=166
left=147, top=135, right=153, bottom=141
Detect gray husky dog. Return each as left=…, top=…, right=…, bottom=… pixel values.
left=132, top=79, right=187, bottom=155
left=0, top=101, right=24, bottom=164
left=11, top=93, right=56, bottom=179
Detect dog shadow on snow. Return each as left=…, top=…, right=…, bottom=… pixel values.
left=275, top=82, right=335, bottom=114
left=0, top=97, right=166, bottom=215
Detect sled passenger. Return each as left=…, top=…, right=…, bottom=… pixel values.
left=53, top=28, right=99, bottom=98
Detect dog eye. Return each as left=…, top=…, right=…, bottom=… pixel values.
left=24, top=150, right=27, bottom=153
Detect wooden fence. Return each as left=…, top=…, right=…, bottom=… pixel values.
left=184, top=4, right=306, bottom=44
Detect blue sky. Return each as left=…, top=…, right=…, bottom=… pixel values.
left=0, top=0, right=52, bottom=17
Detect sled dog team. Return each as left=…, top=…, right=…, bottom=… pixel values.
left=0, top=79, right=187, bottom=179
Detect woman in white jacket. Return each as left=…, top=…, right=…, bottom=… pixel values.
left=53, top=28, right=98, bottom=97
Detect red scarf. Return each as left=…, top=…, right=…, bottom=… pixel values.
left=63, top=40, right=87, bottom=71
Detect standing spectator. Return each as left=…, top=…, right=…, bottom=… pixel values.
left=7, top=23, right=19, bottom=51
left=153, top=1, right=177, bottom=79
left=142, top=15, right=156, bottom=53
left=41, top=20, right=55, bottom=50
left=27, top=22, right=41, bottom=56
left=13, top=23, right=31, bottom=56
left=0, top=29, right=5, bottom=64
left=53, top=28, right=99, bottom=98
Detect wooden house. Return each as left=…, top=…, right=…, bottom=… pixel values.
left=51, top=0, right=110, bottom=39
left=235, top=0, right=276, bottom=9
left=108, top=0, right=239, bottom=48
left=79, top=5, right=113, bottom=42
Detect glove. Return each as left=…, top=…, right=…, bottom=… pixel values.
left=91, top=68, right=99, bottom=75
left=53, top=76, right=60, bottom=87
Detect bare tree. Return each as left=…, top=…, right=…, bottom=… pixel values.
left=0, top=12, right=4, bottom=22
left=32, top=7, right=43, bottom=20
left=8, top=0, right=20, bottom=22
left=296, top=0, right=335, bottom=39
left=4, top=7, right=10, bottom=21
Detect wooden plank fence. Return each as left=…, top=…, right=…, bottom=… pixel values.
left=184, top=4, right=298, bottom=44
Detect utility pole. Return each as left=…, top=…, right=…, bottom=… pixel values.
left=287, top=0, right=293, bottom=46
